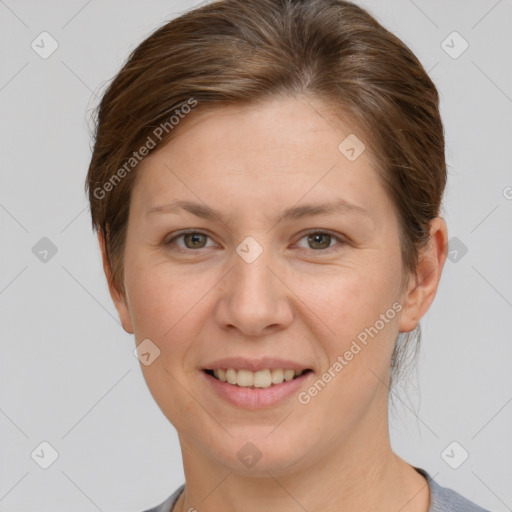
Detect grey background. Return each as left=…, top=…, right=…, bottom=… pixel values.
left=1, top=0, right=511, bottom=511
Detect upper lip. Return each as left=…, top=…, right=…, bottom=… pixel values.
left=202, top=357, right=312, bottom=373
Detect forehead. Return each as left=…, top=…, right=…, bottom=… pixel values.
left=146, top=96, right=367, bottom=167
left=132, top=95, right=389, bottom=222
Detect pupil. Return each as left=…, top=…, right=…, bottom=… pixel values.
left=309, top=233, right=331, bottom=249
left=185, top=233, right=206, bottom=248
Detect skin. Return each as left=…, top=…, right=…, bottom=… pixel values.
left=99, top=95, right=448, bottom=512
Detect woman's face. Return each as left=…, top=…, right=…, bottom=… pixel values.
left=113, top=95, right=415, bottom=474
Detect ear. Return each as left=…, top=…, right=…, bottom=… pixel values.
left=398, top=217, right=448, bottom=333
left=97, top=229, right=134, bottom=334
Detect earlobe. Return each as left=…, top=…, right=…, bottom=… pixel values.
left=97, top=230, right=134, bottom=334
left=398, top=217, right=448, bottom=333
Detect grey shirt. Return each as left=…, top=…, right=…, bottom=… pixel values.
left=143, top=467, right=492, bottom=512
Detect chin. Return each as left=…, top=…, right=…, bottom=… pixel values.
left=204, top=427, right=314, bottom=476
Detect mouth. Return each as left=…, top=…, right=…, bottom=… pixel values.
left=200, top=357, right=315, bottom=408
left=202, top=368, right=313, bottom=389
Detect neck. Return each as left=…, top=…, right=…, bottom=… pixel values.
left=174, top=398, right=430, bottom=512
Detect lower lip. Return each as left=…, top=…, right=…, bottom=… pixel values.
left=202, top=371, right=313, bottom=409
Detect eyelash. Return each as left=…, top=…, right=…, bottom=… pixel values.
left=164, top=229, right=347, bottom=254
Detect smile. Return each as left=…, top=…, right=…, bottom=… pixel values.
left=202, top=367, right=313, bottom=409
left=204, top=368, right=312, bottom=388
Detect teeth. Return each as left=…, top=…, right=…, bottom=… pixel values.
left=271, top=368, right=283, bottom=384
left=284, top=369, right=295, bottom=381
left=237, top=369, right=254, bottom=387
left=210, top=368, right=307, bottom=388
left=226, top=368, right=237, bottom=385
left=213, top=369, right=227, bottom=382
left=254, top=370, right=271, bottom=388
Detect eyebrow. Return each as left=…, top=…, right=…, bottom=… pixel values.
left=146, top=198, right=370, bottom=222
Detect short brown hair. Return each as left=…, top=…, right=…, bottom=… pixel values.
left=85, top=0, right=446, bottom=384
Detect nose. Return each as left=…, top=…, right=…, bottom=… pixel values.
left=214, top=248, right=294, bottom=337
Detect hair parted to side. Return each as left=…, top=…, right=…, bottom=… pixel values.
left=85, top=0, right=446, bottom=388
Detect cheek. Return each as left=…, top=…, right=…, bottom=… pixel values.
left=292, top=257, right=401, bottom=338
left=124, top=253, right=211, bottom=349
left=289, top=251, right=402, bottom=393
left=295, top=267, right=400, bottom=428
left=124, top=256, right=212, bottom=425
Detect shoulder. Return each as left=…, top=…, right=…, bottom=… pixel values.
left=415, top=468, right=493, bottom=512
left=141, top=484, right=185, bottom=512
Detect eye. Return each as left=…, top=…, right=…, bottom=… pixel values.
left=164, top=229, right=345, bottom=253
left=295, top=231, right=345, bottom=251
left=165, top=230, right=216, bottom=250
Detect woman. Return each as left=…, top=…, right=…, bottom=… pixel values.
left=86, top=1, right=492, bottom=511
